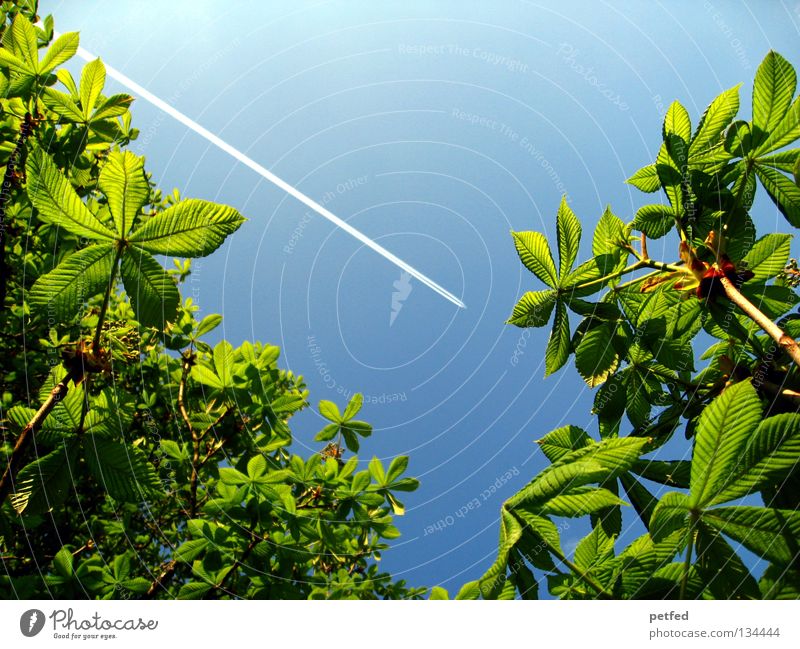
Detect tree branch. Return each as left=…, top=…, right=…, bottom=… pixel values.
left=145, top=559, right=177, bottom=598
left=177, top=352, right=200, bottom=517
left=0, top=364, right=81, bottom=506
left=719, top=275, right=800, bottom=368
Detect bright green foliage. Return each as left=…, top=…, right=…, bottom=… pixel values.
left=509, top=196, right=627, bottom=376
left=26, top=146, right=245, bottom=327
left=481, top=51, right=800, bottom=599
left=0, top=8, right=421, bottom=600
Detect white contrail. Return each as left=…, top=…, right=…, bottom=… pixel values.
left=54, top=32, right=466, bottom=309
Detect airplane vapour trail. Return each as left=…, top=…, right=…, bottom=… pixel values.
left=54, top=32, right=466, bottom=309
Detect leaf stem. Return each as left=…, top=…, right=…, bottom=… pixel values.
left=570, top=258, right=683, bottom=293
left=92, top=245, right=124, bottom=355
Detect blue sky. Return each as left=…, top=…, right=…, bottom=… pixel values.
left=46, top=0, right=800, bottom=593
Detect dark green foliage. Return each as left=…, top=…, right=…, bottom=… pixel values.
left=0, top=8, right=421, bottom=600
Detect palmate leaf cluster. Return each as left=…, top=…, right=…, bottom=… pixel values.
left=0, top=9, right=421, bottom=600
left=459, top=51, right=800, bottom=600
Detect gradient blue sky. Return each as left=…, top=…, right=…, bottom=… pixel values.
left=46, top=0, right=800, bottom=593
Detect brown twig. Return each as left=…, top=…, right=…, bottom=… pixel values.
left=719, top=275, right=800, bottom=368
left=145, top=559, right=177, bottom=598
left=0, top=365, right=81, bottom=507
left=640, top=232, right=649, bottom=260
left=177, top=351, right=200, bottom=516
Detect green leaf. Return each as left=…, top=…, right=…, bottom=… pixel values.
left=741, top=284, right=798, bottom=320
left=631, top=459, right=691, bottom=489
left=752, top=51, right=796, bottom=147
left=574, top=522, right=614, bottom=569
left=9, top=14, right=38, bottom=73
left=318, top=400, right=341, bottom=422
left=592, top=372, right=626, bottom=438
left=56, top=68, right=79, bottom=96
left=28, top=244, right=115, bottom=320
left=541, top=486, right=626, bottom=517
left=506, top=290, right=556, bottom=328
left=757, top=149, right=800, bottom=173
left=544, top=300, right=570, bottom=376
left=80, top=58, right=106, bottom=119
left=536, top=425, right=591, bottom=463
left=655, top=142, right=684, bottom=213
left=560, top=254, right=618, bottom=295
left=760, top=564, right=800, bottom=599
left=90, top=94, right=134, bottom=121
left=11, top=441, right=79, bottom=514
left=178, top=581, right=212, bottom=600
left=129, top=199, right=245, bottom=257
left=632, top=204, right=675, bottom=239
left=0, top=47, right=31, bottom=74
left=429, top=586, right=449, bottom=600
left=213, top=340, right=235, bottom=388
left=247, top=455, right=267, bottom=479
left=26, top=148, right=116, bottom=241
left=121, top=248, right=179, bottom=328
left=575, top=324, right=618, bottom=387
left=664, top=101, right=691, bottom=144
left=508, top=550, right=538, bottom=599
left=386, top=456, right=409, bottom=484
left=694, top=526, right=760, bottom=599
left=619, top=474, right=658, bottom=529
left=649, top=492, right=690, bottom=543
left=479, top=508, right=523, bottom=598
left=52, top=547, right=74, bottom=579
left=690, top=85, right=740, bottom=156
left=314, top=423, right=339, bottom=442
left=508, top=437, right=649, bottom=508
left=712, top=413, right=800, bottom=505
left=196, top=313, right=223, bottom=337
left=703, top=506, right=800, bottom=566
left=342, top=393, right=363, bottom=420
left=39, top=31, right=79, bottom=74
left=190, top=364, right=223, bottom=390
left=454, top=580, right=481, bottom=600
left=98, top=151, right=148, bottom=236
left=626, top=164, right=661, bottom=193
left=592, top=206, right=627, bottom=256
left=741, top=233, right=792, bottom=282
left=663, top=101, right=691, bottom=173
left=84, top=434, right=164, bottom=502
left=556, top=196, right=581, bottom=277
left=39, top=366, right=83, bottom=429
left=41, top=87, right=84, bottom=122
left=754, top=164, right=800, bottom=227
left=512, top=230, right=558, bottom=287
left=756, top=97, right=800, bottom=155
left=690, top=380, right=762, bottom=508
left=174, top=538, right=209, bottom=563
